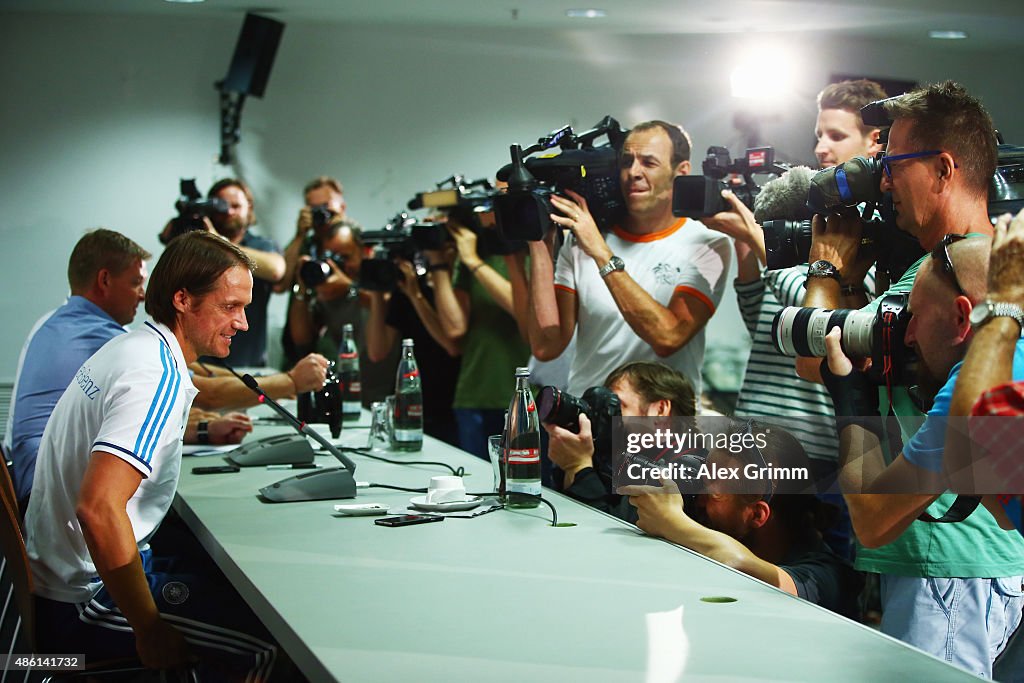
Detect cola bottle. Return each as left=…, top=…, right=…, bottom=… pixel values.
left=505, top=367, right=541, bottom=509
left=338, top=323, right=362, bottom=422
left=393, top=338, right=423, bottom=452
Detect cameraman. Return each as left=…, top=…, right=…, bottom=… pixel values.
left=527, top=120, right=731, bottom=399
left=279, top=176, right=398, bottom=405
left=816, top=176, right=1024, bottom=677
left=704, top=80, right=885, bottom=483
left=365, top=253, right=462, bottom=446
left=624, top=423, right=861, bottom=618
left=203, top=178, right=285, bottom=367
left=430, top=210, right=531, bottom=459
left=546, top=360, right=695, bottom=521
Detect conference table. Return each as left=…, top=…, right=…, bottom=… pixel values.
left=172, top=409, right=981, bottom=682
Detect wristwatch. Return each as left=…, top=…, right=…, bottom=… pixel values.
left=197, top=421, right=210, bottom=445
left=598, top=255, right=625, bottom=278
left=807, top=260, right=841, bottom=284
left=969, top=299, right=1024, bottom=330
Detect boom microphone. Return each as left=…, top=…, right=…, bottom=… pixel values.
left=753, top=166, right=816, bottom=223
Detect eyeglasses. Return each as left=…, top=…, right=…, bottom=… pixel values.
left=931, top=233, right=967, bottom=296
left=880, top=150, right=950, bottom=179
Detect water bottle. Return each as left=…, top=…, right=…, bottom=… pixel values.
left=505, top=367, right=541, bottom=509
left=338, top=323, right=362, bottom=422
left=393, top=338, right=423, bottom=452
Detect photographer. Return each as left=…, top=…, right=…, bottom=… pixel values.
left=527, top=120, right=731, bottom=400
left=704, top=81, right=885, bottom=481
left=794, top=82, right=1022, bottom=678
left=430, top=210, right=531, bottom=459
left=365, top=254, right=462, bottom=445
left=192, top=178, right=284, bottom=367
left=279, top=176, right=398, bottom=405
left=821, top=235, right=1024, bottom=676
left=624, top=423, right=861, bottom=618
left=546, top=361, right=695, bottom=521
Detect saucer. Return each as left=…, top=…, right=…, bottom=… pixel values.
left=409, top=495, right=482, bottom=512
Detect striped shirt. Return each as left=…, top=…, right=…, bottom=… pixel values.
left=733, top=265, right=875, bottom=462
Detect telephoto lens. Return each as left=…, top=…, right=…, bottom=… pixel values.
left=771, top=306, right=875, bottom=359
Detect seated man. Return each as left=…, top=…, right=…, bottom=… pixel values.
left=625, top=423, right=861, bottom=618
left=545, top=360, right=696, bottom=521
left=5, top=229, right=252, bottom=514
left=26, top=232, right=276, bottom=678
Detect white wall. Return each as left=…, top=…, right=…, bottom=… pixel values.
left=2, top=11, right=1022, bottom=381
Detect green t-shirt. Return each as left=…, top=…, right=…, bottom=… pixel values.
left=451, top=255, right=531, bottom=410
left=855, top=252, right=1024, bottom=577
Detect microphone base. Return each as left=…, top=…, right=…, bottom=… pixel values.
left=258, top=467, right=357, bottom=503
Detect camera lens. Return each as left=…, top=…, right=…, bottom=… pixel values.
left=311, top=205, right=333, bottom=229
left=536, top=386, right=587, bottom=433
left=300, top=259, right=331, bottom=288
left=771, top=306, right=875, bottom=358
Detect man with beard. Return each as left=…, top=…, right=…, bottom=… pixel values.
left=204, top=178, right=285, bottom=366
left=161, top=179, right=286, bottom=366
left=821, top=236, right=1024, bottom=678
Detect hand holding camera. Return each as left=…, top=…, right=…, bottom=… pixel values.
left=550, top=190, right=606, bottom=262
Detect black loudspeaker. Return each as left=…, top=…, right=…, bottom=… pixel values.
left=222, top=13, right=284, bottom=98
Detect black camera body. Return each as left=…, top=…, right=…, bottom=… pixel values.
left=358, top=213, right=447, bottom=292
left=408, top=176, right=524, bottom=256
left=493, top=116, right=628, bottom=242
left=771, top=292, right=916, bottom=386
left=537, top=385, right=622, bottom=476
left=163, top=178, right=228, bottom=244
left=673, top=146, right=784, bottom=218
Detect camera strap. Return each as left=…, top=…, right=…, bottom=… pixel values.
left=916, top=495, right=982, bottom=524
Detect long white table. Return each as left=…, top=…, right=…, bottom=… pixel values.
left=172, top=415, right=981, bottom=682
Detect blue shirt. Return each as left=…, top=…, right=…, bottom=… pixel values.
left=903, top=337, right=1024, bottom=472
left=8, top=296, right=126, bottom=504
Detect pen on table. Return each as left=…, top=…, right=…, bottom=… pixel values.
left=266, top=463, right=322, bottom=470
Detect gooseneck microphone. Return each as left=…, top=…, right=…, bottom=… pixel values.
left=242, top=373, right=358, bottom=502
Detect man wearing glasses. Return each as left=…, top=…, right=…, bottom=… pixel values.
left=804, top=81, right=1022, bottom=678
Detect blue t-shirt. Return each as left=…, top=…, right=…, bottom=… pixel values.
left=903, top=337, right=1024, bottom=472
left=8, top=296, right=126, bottom=504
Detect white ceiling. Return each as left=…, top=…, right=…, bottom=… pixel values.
left=3, top=0, right=1023, bottom=46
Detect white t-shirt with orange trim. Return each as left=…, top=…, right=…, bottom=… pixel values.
left=554, top=217, right=730, bottom=397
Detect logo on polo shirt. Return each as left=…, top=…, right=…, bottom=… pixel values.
left=74, top=365, right=102, bottom=400
left=653, top=263, right=682, bottom=286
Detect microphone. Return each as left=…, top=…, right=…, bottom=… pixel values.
left=755, top=167, right=816, bottom=272
left=242, top=374, right=358, bottom=502
left=753, top=166, right=816, bottom=223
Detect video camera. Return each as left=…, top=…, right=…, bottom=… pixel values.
left=408, top=175, right=524, bottom=255
left=771, top=293, right=916, bottom=386
left=358, top=212, right=448, bottom=292
left=493, top=115, right=628, bottom=241
left=673, top=146, right=787, bottom=218
left=161, top=178, right=228, bottom=244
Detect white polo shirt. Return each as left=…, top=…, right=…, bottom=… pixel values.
left=554, top=218, right=731, bottom=397
left=25, top=321, right=198, bottom=603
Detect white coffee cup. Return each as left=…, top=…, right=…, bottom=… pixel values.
left=425, top=475, right=467, bottom=504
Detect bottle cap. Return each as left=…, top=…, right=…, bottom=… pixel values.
left=515, top=367, right=530, bottom=377
left=402, top=338, right=414, bottom=347
left=343, top=323, right=354, bottom=334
